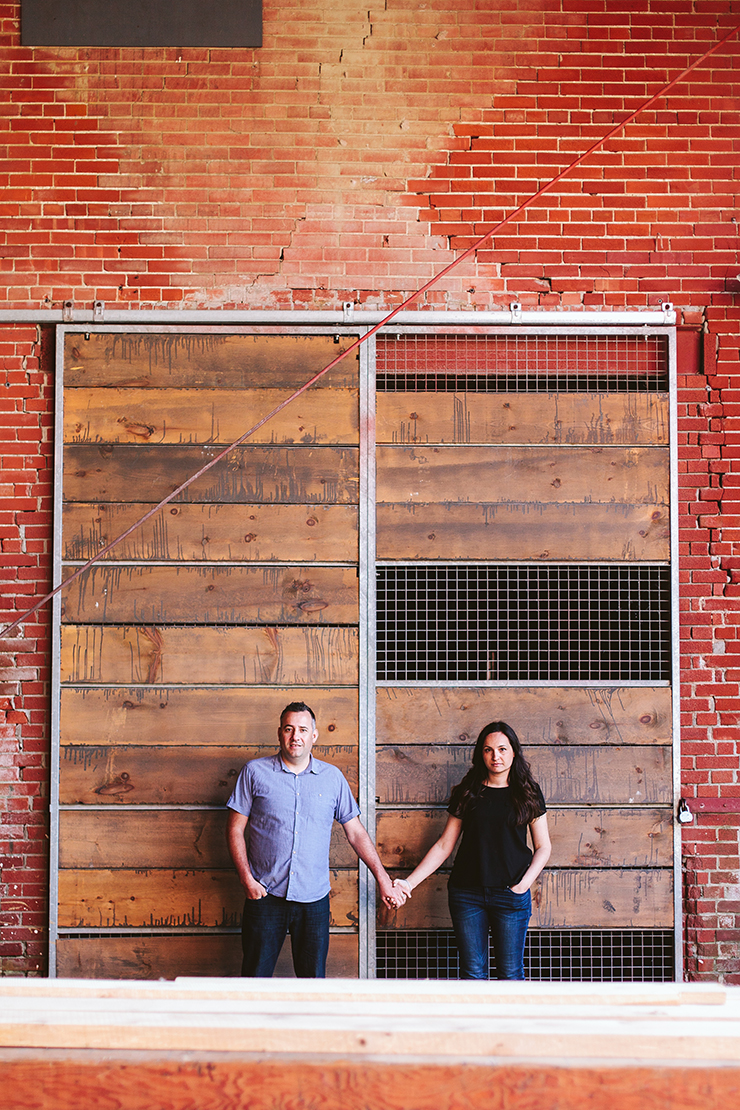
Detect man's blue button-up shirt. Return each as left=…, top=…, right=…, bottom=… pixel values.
left=227, top=754, right=360, bottom=902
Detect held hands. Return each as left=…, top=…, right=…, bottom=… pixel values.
left=385, top=877, right=412, bottom=909
left=380, top=876, right=410, bottom=909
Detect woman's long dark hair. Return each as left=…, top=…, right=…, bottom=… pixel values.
left=449, top=721, right=543, bottom=826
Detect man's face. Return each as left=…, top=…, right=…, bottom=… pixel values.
left=278, top=710, right=318, bottom=768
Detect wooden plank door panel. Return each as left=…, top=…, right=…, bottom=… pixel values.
left=58, top=868, right=358, bottom=929
left=64, top=333, right=360, bottom=389
left=64, top=387, right=359, bottom=446
left=60, top=625, right=360, bottom=685
left=373, top=332, right=674, bottom=963
left=375, top=808, right=673, bottom=870
left=57, top=331, right=363, bottom=977
left=376, top=687, right=672, bottom=747
left=63, top=504, right=359, bottom=563
left=376, top=446, right=669, bottom=506
left=59, top=687, right=359, bottom=747
left=379, top=869, right=673, bottom=930
left=56, top=933, right=358, bottom=979
left=60, top=743, right=359, bottom=806
left=63, top=446, right=360, bottom=504
left=376, top=502, right=669, bottom=561
left=59, top=810, right=358, bottom=869
left=376, top=392, right=669, bottom=446
left=60, top=565, right=359, bottom=625
left=376, top=745, right=672, bottom=806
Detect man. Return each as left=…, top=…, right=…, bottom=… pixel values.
left=226, top=700, right=403, bottom=977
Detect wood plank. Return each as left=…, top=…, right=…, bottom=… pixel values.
left=376, top=445, right=669, bottom=505
left=64, top=333, right=360, bottom=389
left=63, top=503, right=358, bottom=563
left=60, top=565, right=358, bottom=625
left=58, top=868, right=357, bottom=928
left=2, top=1054, right=739, bottom=1110
left=59, top=810, right=358, bottom=869
left=379, top=868, right=673, bottom=929
left=59, top=687, right=359, bottom=747
left=60, top=743, right=359, bottom=805
left=376, top=501, right=670, bottom=561
left=63, top=445, right=359, bottom=504
left=376, top=745, right=672, bottom=805
left=376, top=687, right=672, bottom=746
left=376, top=808, right=673, bottom=870
left=377, top=392, right=669, bottom=446
left=60, top=626, right=359, bottom=684
left=64, top=388, right=358, bottom=446
left=56, top=932, right=358, bottom=979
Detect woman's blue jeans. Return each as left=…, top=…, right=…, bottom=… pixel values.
left=448, top=884, right=532, bottom=980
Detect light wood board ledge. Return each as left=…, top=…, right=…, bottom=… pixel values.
left=2, top=981, right=740, bottom=1110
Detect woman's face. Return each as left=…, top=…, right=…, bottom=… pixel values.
left=481, top=731, right=515, bottom=781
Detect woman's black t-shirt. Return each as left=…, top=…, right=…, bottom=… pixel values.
left=447, top=783, right=547, bottom=889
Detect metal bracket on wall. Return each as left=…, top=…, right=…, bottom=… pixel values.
left=685, top=798, right=740, bottom=814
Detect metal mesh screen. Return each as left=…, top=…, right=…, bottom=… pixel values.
left=376, top=333, right=669, bottom=392
left=376, top=564, right=670, bottom=682
left=376, top=930, right=674, bottom=982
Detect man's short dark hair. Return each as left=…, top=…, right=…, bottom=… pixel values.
left=280, top=701, right=316, bottom=726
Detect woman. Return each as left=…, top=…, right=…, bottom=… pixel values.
left=393, top=721, right=550, bottom=980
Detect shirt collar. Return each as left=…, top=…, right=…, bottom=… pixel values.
left=275, top=753, right=323, bottom=775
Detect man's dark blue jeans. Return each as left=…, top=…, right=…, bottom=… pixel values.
left=240, top=892, right=330, bottom=977
left=448, top=884, right=532, bottom=980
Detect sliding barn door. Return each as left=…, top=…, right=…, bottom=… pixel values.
left=54, top=330, right=361, bottom=977
left=51, top=321, right=677, bottom=981
left=373, top=330, right=676, bottom=981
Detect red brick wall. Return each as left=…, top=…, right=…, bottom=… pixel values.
left=0, top=324, right=53, bottom=975
left=1, top=0, right=739, bottom=977
left=680, top=312, right=740, bottom=983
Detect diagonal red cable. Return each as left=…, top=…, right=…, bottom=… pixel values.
left=2, top=20, right=739, bottom=638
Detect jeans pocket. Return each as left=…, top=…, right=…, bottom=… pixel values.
left=506, top=887, right=532, bottom=912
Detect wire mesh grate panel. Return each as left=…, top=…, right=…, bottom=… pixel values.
left=376, top=930, right=674, bottom=982
left=376, top=564, right=671, bottom=682
left=376, top=333, right=668, bottom=392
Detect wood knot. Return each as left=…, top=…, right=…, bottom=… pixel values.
left=297, top=599, right=329, bottom=613
left=95, top=772, right=134, bottom=796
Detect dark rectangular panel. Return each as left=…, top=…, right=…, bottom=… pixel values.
left=22, top=1, right=262, bottom=47
left=376, top=333, right=669, bottom=391
left=376, top=564, right=671, bottom=683
left=376, top=930, right=674, bottom=982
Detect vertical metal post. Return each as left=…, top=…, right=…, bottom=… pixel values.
left=48, top=325, right=66, bottom=978
left=668, top=326, right=683, bottom=982
left=357, top=331, right=377, bottom=978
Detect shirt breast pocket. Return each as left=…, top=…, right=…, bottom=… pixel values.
left=307, top=790, right=338, bottom=827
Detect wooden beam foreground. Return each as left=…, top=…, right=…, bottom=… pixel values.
left=2, top=980, right=739, bottom=1109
